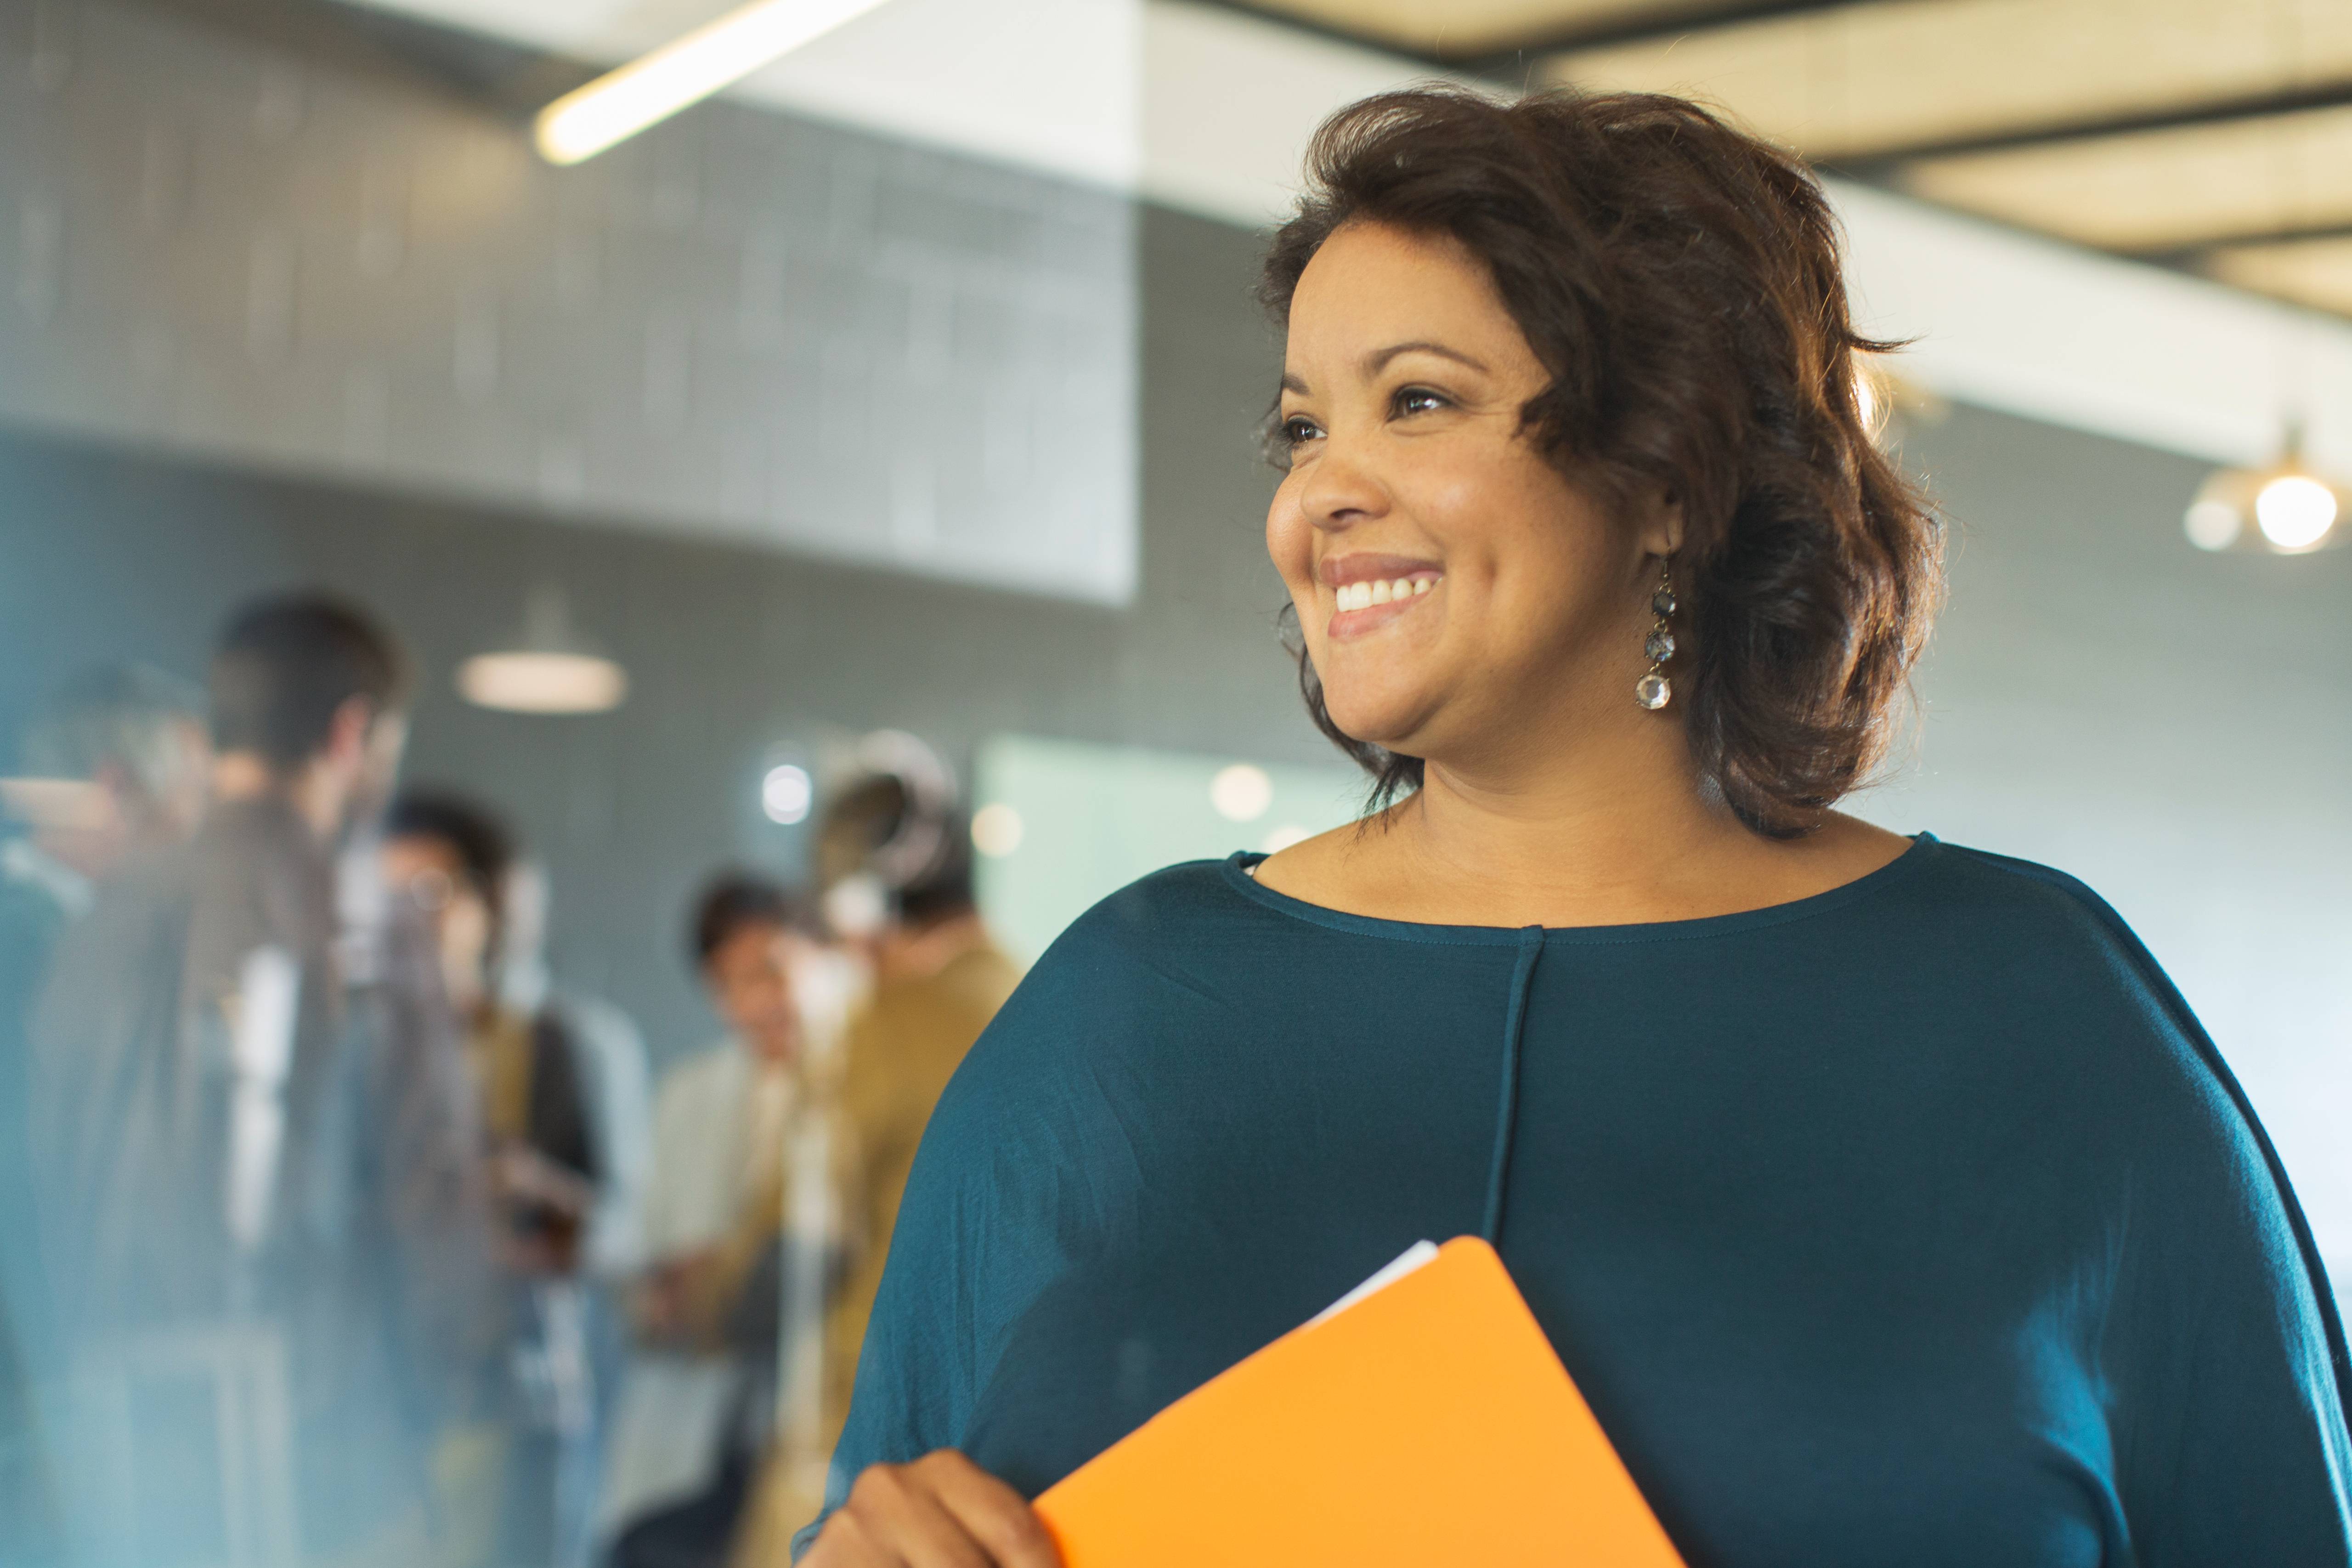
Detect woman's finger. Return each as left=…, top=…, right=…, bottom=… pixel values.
left=841, top=1460, right=995, bottom=1568
left=798, top=1506, right=894, bottom=1567
left=911, top=1452, right=1063, bottom=1568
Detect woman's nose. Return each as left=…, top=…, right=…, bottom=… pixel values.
left=1297, top=436, right=1388, bottom=532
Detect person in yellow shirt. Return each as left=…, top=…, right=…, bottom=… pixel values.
left=730, top=757, right=1018, bottom=1565
left=820, top=775, right=1019, bottom=1446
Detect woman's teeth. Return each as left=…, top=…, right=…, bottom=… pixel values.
left=1335, top=577, right=1434, bottom=612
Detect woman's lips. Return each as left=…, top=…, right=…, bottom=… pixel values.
left=1327, top=570, right=1442, bottom=640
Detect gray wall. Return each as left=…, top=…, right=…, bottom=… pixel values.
left=0, top=0, right=1138, bottom=602
left=0, top=199, right=1303, bottom=1066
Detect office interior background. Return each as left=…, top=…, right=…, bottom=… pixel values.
left=1, top=0, right=2349, bottom=1562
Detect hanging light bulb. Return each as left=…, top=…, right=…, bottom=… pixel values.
left=458, top=586, right=629, bottom=713
left=2253, top=474, right=2338, bottom=549
left=2184, top=429, right=2349, bottom=556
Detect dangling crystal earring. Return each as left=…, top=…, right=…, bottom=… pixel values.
left=1635, top=558, right=1675, bottom=711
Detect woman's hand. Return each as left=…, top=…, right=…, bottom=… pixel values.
left=803, top=1451, right=1061, bottom=1568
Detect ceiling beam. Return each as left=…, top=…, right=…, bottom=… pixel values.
left=1171, top=0, right=1456, bottom=70
left=1458, top=0, right=1900, bottom=73
left=2131, top=221, right=2352, bottom=270
left=1831, top=80, right=2352, bottom=178
left=1187, top=0, right=1899, bottom=74
left=1190, top=1, right=2352, bottom=181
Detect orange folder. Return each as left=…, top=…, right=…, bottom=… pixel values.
left=1033, top=1235, right=1687, bottom=1567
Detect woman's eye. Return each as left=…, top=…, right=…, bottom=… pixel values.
left=1393, top=387, right=1448, bottom=417
left=1282, top=416, right=1323, bottom=446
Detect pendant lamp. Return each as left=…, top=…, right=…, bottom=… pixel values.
left=2184, top=429, right=2349, bottom=555
left=458, top=587, right=629, bottom=714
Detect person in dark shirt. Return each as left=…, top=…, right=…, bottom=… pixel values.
left=0, top=663, right=207, bottom=1568
left=31, top=594, right=493, bottom=1566
left=799, top=89, right=2351, bottom=1566
left=383, top=789, right=613, bottom=1568
left=0, top=666, right=209, bottom=1321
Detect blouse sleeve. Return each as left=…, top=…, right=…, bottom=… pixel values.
left=2108, top=1046, right=2352, bottom=1561
left=2016, top=866, right=2352, bottom=1562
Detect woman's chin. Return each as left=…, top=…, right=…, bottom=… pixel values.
left=1319, top=694, right=1434, bottom=759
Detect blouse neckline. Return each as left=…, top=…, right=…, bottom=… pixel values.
left=1220, top=831, right=1940, bottom=948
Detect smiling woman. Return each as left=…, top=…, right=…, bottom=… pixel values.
left=1262, top=90, right=1939, bottom=839
left=797, top=89, right=2352, bottom=1568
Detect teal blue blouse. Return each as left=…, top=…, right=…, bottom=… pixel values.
left=807, top=836, right=2352, bottom=1565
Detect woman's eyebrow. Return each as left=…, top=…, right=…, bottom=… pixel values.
left=1280, top=341, right=1488, bottom=398
left=1363, top=340, right=1489, bottom=375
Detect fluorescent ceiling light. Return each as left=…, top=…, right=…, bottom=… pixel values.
left=535, top=0, right=897, bottom=165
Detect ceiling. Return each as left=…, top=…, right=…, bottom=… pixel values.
left=1232, top=0, right=2352, bottom=319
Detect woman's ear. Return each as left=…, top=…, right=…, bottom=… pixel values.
left=1636, top=484, right=1685, bottom=559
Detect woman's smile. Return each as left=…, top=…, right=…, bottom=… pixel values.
left=1323, top=552, right=1443, bottom=640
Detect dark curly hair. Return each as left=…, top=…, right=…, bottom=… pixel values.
left=1261, top=87, right=1943, bottom=838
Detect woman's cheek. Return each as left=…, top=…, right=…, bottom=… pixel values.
left=1265, top=483, right=1317, bottom=597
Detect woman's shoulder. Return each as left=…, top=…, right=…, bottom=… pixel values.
left=1061, top=854, right=1255, bottom=943
left=1911, top=834, right=2122, bottom=910
left=1900, top=836, right=2178, bottom=985
left=1003, top=856, right=1266, bottom=996
left=1893, top=839, right=2226, bottom=1059
left=930, top=859, right=1266, bottom=1104
left=1900, top=837, right=2278, bottom=1152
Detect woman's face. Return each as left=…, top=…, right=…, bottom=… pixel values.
left=1268, top=221, right=1663, bottom=772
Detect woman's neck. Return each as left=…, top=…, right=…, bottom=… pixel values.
left=1255, top=724, right=1910, bottom=928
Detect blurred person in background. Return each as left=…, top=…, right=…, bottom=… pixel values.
left=0, top=663, right=209, bottom=1568
left=498, top=856, right=654, bottom=1568
left=728, top=762, right=1018, bottom=1565
left=814, top=768, right=1017, bottom=1436
left=382, top=790, right=647, bottom=1568
left=29, top=593, right=492, bottom=1568
left=601, top=875, right=839, bottom=1568
left=0, top=665, right=211, bottom=1304
left=0, top=662, right=209, bottom=973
